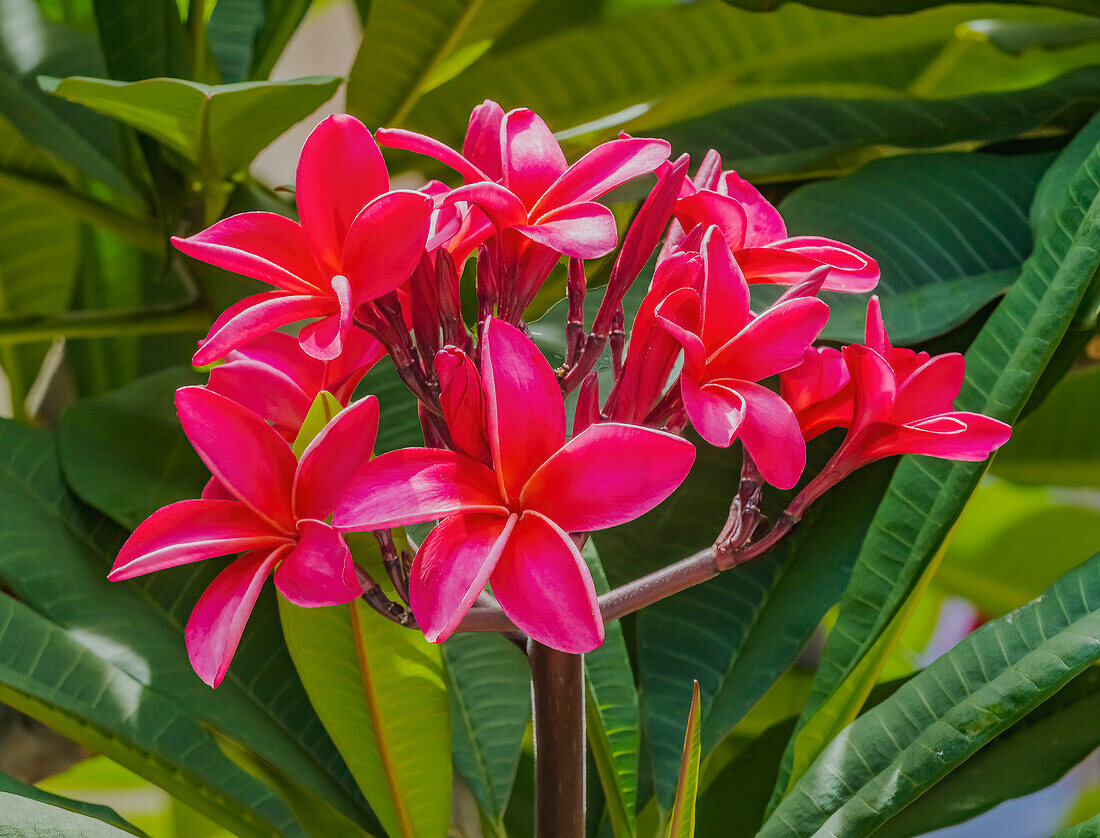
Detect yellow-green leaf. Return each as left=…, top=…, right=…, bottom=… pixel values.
left=666, top=681, right=701, bottom=838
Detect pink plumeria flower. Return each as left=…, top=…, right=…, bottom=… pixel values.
left=786, top=297, right=1011, bottom=478
left=655, top=227, right=829, bottom=489
left=109, top=388, right=378, bottom=687
left=333, top=318, right=695, bottom=652
left=173, top=115, right=432, bottom=364
left=662, top=150, right=879, bottom=292
left=377, top=100, right=671, bottom=262
left=207, top=329, right=385, bottom=439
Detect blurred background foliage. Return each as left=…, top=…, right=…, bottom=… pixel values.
left=0, top=0, right=1098, bottom=836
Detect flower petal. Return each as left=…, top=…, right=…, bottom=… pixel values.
left=733, top=380, right=807, bottom=490
left=739, top=237, right=879, bottom=292
left=186, top=547, right=286, bottom=688
left=207, top=357, right=313, bottom=434
left=501, top=109, right=568, bottom=208
left=462, top=100, right=506, bottom=181
left=654, top=287, right=706, bottom=379
left=109, top=499, right=286, bottom=580
left=333, top=448, right=505, bottom=530
left=443, top=182, right=528, bottom=230
left=532, top=137, right=671, bottom=216
left=375, top=127, right=490, bottom=182
left=515, top=201, right=618, bottom=259
left=298, top=275, right=353, bottom=361
left=892, top=352, right=964, bottom=424
left=409, top=512, right=515, bottom=643
left=864, top=295, right=891, bottom=356
left=193, top=292, right=337, bottom=366
left=674, top=190, right=747, bottom=252
left=341, top=190, right=432, bottom=302
left=481, top=318, right=566, bottom=503
left=719, top=171, right=787, bottom=245
left=521, top=422, right=695, bottom=532
left=296, top=115, right=388, bottom=274
left=294, top=396, right=379, bottom=520
left=700, top=225, right=751, bottom=347
left=171, top=213, right=323, bottom=294
left=491, top=511, right=603, bottom=653
left=706, top=297, right=829, bottom=382
left=435, top=347, right=492, bottom=465
left=176, top=386, right=298, bottom=530
left=681, top=376, right=745, bottom=448
left=871, top=412, right=1011, bottom=461
left=273, top=520, right=362, bottom=607
left=843, top=344, right=898, bottom=433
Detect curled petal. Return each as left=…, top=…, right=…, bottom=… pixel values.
left=375, top=127, right=490, bottom=183
left=733, top=380, right=808, bottom=490
left=532, top=137, right=671, bottom=216
left=294, top=396, right=380, bottom=520
left=681, top=376, right=745, bottom=448
left=491, top=511, right=603, bottom=653
left=654, top=288, right=705, bottom=380
left=462, top=100, right=506, bottom=181
left=700, top=225, right=751, bottom=345
left=501, top=109, right=567, bottom=208
left=342, top=190, right=432, bottom=302
left=481, top=318, right=566, bottom=503
left=443, top=182, right=528, bottom=230
left=171, top=213, right=323, bottom=294
left=516, top=201, right=618, bottom=259
left=333, top=448, right=504, bottom=530
left=706, top=297, right=829, bottom=382
left=892, top=352, right=965, bottom=424
left=740, top=237, right=879, bottom=292
left=193, top=292, right=337, bottom=367
left=719, top=171, right=787, bottom=246
left=109, top=500, right=286, bottom=580
left=274, top=520, right=361, bottom=607
left=674, top=190, right=747, bottom=252
left=844, top=344, right=898, bottom=433
left=435, top=348, right=491, bottom=465
left=864, top=295, right=890, bottom=357
left=521, top=423, right=695, bottom=532
left=296, top=115, right=389, bottom=274
left=299, top=275, right=353, bottom=361
left=186, top=547, right=287, bottom=688
left=409, top=512, right=515, bottom=643
left=176, top=387, right=299, bottom=530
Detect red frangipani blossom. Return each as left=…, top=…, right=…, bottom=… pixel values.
left=333, top=318, right=695, bottom=652
left=655, top=226, right=829, bottom=489
left=173, top=115, right=432, bottom=364
left=662, top=150, right=879, bottom=292
left=109, top=388, right=377, bottom=687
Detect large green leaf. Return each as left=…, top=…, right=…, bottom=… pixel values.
left=348, top=0, right=534, bottom=128
left=657, top=66, right=1100, bottom=182
left=0, top=419, right=377, bottom=832
left=934, top=480, right=1100, bottom=616
left=58, top=366, right=207, bottom=529
left=42, top=75, right=341, bottom=177
left=0, top=790, right=141, bottom=837
left=0, top=770, right=144, bottom=836
left=1056, top=814, right=1100, bottom=838
left=721, top=0, right=1100, bottom=15
left=877, top=667, right=1100, bottom=838
left=91, top=0, right=191, bottom=81
left=583, top=542, right=639, bottom=838
left=990, top=364, right=1100, bottom=487
left=0, top=592, right=296, bottom=837
left=401, top=2, right=1079, bottom=148
left=636, top=459, right=894, bottom=809
left=665, top=681, right=701, bottom=838
left=442, top=632, right=530, bottom=831
left=760, top=551, right=1100, bottom=837
left=770, top=151, right=1052, bottom=345
left=208, top=0, right=313, bottom=83
left=768, top=112, right=1100, bottom=809
left=279, top=589, right=452, bottom=838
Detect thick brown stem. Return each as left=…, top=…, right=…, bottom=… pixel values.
left=529, top=643, right=585, bottom=838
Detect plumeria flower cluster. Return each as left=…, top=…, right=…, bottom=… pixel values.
left=110, top=104, right=1011, bottom=687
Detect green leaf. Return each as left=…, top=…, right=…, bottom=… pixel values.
left=58, top=366, right=207, bottom=529
left=657, top=66, right=1100, bottom=182
left=0, top=770, right=145, bottom=836
left=635, top=458, right=894, bottom=809
left=767, top=109, right=1100, bottom=811
left=990, top=364, right=1100, bottom=487
left=760, top=551, right=1100, bottom=837
left=208, top=0, right=313, bottom=83
left=877, top=667, right=1100, bottom=838
left=935, top=480, right=1100, bottom=616
left=356, top=361, right=425, bottom=453
left=768, top=151, right=1053, bottom=345
left=279, top=589, right=452, bottom=838
left=582, top=542, right=639, bottom=838
left=0, top=594, right=296, bottom=837
left=720, top=0, right=1100, bottom=16
left=0, top=418, right=376, bottom=833
left=91, top=0, right=191, bottom=81
left=291, top=390, right=344, bottom=457
left=442, top=632, right=530, bottom=829
left=0, top=790, right=141, bottom=837
left=42, top=75, right=341, bottom=177
left=1056, top=814, right=1100, bottom=838
left=347, top=0, right=535, bottom=128
left=665, top=681, right=701, bottom=838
